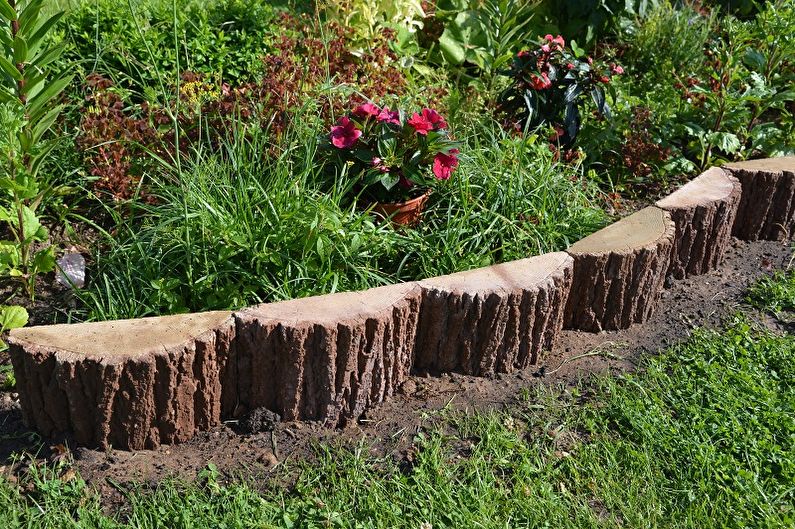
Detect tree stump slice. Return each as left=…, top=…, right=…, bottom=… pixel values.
left=415, top=253, right=573, bottom=376
left=8, top=312, right=236, bottom=450
left=234, top=283, right=422, bottom=426
left=724, top=156, right=795, bottom=240
left=656, top=167, right=741, bottom=279
left=564, top=207, right=675, bottom=332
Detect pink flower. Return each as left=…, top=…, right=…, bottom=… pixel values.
left=376, top=106, right=400, bottom=125
left=517, top=50, right=530, bottom=58
left=371, top=156, right=390, bottom=173
left=408, top=112, right=434, bottom=135
left=541, top=44, right=551, bottom=53
left=330, top=116, right=362, bottom=149
left=544, top=34, right=554, bottom=41
left=421, top=108, right=448, bottom=130
left=433, top=149, right=459, bottom=180
left=552, top=35, right=565, bottom=48
left=529, top=72, right=552, bottom=90
left=611, top=63, right=624, bottom=75
left=353, top=102, right=381, bottom=119
left=566, top=62, right=575, bottom=70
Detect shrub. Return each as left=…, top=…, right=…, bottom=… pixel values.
left=497, top=34, right=622, bottom=145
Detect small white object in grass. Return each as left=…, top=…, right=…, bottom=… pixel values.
left=57, top=252, right=86, bottom=289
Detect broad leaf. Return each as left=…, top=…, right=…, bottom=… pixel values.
left=0, top=305, right=29, bottom=332
left=0, top=0, right=16, bottom=21
left=707, top=131, right=742, bottom=154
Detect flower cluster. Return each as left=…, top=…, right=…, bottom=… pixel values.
left=498, top=34, right=623, bottom=146
left=326, top=102, right=459, bottom=203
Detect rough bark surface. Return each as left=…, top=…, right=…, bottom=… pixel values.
left=724, top=156, right=795, bottom=240
left=8, top=312, right=235, bottom=450
left=564, top=207, right=675, bottom=332
left=415, top=253, right=573, bottom=376
left=233, top=283, right=422, bottom=426
left=656, top=167, right=741, bottom=279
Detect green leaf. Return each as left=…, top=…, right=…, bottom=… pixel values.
left=0, top=88, right=16, bottom=104
left=27, top=72, right=73, bottom=118
left=25, top=12, right=64, bottom=53
left=0, top=54, right=22, bottom=81
left=13, top=35, right=27, bottom=65
left=32, top=246, right=55, bottom=274
left=21, top=206, right=46, bottom=243
left=31, top=104, right=62, bottom=144
left=30, top=43, right=64, bottom=70
left=707, top=131, right=742, bottom=154
left=18, top=0, right=43, bottom=35
left=0, top=0, right=16, bottom=21
left=0, top=305, right=28, bottom=332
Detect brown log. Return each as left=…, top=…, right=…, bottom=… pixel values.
left=8, top=312, right=235, bottom=450
left=564, top=207, right=675, bottom=332
left=656, top=167, right=741, bottom=279
left=234, top=283, right=422, bottom=426
left=723, top=156, right=795, bottom=240
left=415, top=253, right=573, bottom=376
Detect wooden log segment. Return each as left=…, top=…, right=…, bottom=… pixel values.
left=233, top=283, right=422, bottom=426
left=414, top=253, right=573, bottom=376
left=656, top=167, right=741, bottom=279
left=723, top=156, right=795, bottom=240
left=564, top=207, right=675, bottom=332
left=7, top=312, right=236, bottom=450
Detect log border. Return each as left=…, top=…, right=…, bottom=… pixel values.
left=8, top=157, right=795, bottom=449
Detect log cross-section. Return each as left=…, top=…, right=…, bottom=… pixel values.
left=233, top=283, right=422, bottom=427
left=8, top=312, right=236, bottom=450
left=415, top=253, right=573, bottom=376
left=564, top=207, right=675, bottom=332
left=656, top=167, right=741, bottom=279
left=723, top=156, right=795, bottom=241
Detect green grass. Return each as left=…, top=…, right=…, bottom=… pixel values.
left=747, top=266, right=795, bottom=317
left=2, top=311, right=793, bottom=527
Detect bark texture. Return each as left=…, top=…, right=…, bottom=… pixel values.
left=415, top=253, right=573, bottom=376
left=724, top=156, right=795, bottom=240
left=564, top=207, right=675, bottom=332
left=233, top=283, right=422, bottom=426
left=656, top=167, right=741, bottom=279
left=8, top=312, right=235, bottom=450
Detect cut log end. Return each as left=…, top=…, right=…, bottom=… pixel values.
left=565, top=207, right=675, bottom=332
left=656, top=167, right=741, bottom=279
left=724, top=156, right=795, bottom=241
left=8, top=312, right=235, bottom=451
left=416, top=253, right=574, bottom=376
left=234, top=283, right=423, bottom=426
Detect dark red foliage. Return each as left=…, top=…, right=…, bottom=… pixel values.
left=619, top=107, right=671, bottom=180
left=76, top=14, right=410, bottom=204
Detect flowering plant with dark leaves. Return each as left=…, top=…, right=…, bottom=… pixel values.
left=498, top=34, right=623, bottom=146
left=325, top=102, right=460, bottom=203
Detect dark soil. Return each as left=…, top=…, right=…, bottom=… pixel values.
left=0, top=237, right=791, bottom=508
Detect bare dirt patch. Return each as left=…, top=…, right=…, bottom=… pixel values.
left=0, top=238, right=791, bottom=506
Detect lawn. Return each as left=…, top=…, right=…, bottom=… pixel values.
left=1, top=259, right=793, bottom=528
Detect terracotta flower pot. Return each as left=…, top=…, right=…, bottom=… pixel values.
left=371, top=189, right=431, bottom=226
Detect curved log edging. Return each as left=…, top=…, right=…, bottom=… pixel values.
left=8, top=157, right=795, bottom=449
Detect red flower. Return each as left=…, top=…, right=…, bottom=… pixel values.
left=566, top=62, right=575, bottom=70
left=517, top=50, right=530, bottom=58
left=433, top=149, right=459, bottom=180
left=353, top=102, right=381, bottom=119
left=421, top=108, right=448, bottom=130
left=408, top=111, right=434, bottom=135
left=529, top=72, right=552, bottom=90
left=377, top=106, right=400, bottom=125
left=330, top=116, right=362, bottom=149
left=600, top=75, right=611, bottom=84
